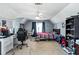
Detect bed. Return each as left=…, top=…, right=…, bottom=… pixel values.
left=36, top=32, right=54, bottom=41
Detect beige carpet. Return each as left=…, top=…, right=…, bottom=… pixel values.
left=14, top=38, right=67, bottom=55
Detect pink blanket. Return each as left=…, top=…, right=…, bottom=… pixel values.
left=37, top=32, right=54, bottom=39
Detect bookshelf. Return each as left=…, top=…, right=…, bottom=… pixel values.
left=66, top=15, right=79, bottom=50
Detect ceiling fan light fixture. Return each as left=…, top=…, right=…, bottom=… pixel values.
left=35, top=3, right=43, bottom=20
left=35, top=16, right=40, bottom=20
left=38, top=13, right=43, bottom=16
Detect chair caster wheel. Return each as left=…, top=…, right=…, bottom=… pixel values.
left=26, top=45, right=29, bottom=47
left=20, top=46, right=22, bottom=49
left=20, top=47, right=22, bottom=49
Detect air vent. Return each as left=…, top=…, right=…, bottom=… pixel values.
left=35, top=3, right=42, bottom=5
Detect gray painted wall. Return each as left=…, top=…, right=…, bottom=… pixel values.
left=45, top=20, right=54, bottom=32
left=24, top=20, right=54, bottom=32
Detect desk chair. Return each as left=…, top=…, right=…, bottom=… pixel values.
left=16, top=36, right=28, bottom=49
left=16, top=28, right=29, bottom=49
left=17, top=34, right=28, bottom=49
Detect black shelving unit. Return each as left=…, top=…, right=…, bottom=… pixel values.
left=66, top=15, right=79, bottom=50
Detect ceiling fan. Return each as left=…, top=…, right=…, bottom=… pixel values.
left=34, top=3, right=43, bottom=20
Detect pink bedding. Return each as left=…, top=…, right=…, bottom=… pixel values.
left=37, top=32, right=54, bottom=39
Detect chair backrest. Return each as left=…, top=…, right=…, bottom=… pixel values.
left=17, top=28, right=26, bottom=38
left=17, top=30, right=25, bottom=36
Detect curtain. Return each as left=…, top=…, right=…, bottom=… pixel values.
left=42, top=22, right=45, bottom=32
left=32, top=22, right=36, bottom=37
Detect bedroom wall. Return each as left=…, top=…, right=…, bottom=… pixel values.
left=12, top=18, right=23, bottom=34
left=56, top=21, right=65, bottom=36
left=45, top=20, right=54, bottom=32
left=25, top=20, right=54, bottom=33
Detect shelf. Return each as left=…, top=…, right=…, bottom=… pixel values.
left=66, top=34, right=74, bottom=38
left=66, top=29, right=75, bottom=30
left=66, top=15, right=79, bottom=54
left=66, top=16, right=79, bottom=38
left=66, top=23, right=73, bottom=25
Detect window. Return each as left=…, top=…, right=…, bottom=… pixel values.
left=36, top=22, right=42, bottom=33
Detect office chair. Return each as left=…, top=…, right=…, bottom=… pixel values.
left=17, top=39, right=28, bottom=49
left=17, top=28, right=28, bottom=49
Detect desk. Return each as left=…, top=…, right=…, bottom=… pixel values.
left=0, top=35, right=13, bottom=55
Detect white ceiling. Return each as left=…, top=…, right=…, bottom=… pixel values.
left=51, top=3, right=79, bottom=23
left=0, top=3, right=69, bottom=20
